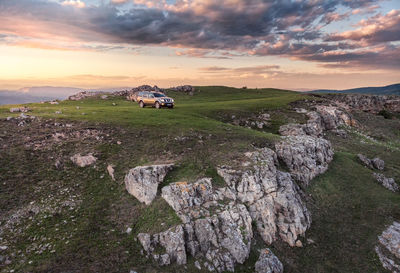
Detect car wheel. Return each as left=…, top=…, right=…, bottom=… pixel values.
left=139, top=101, right=145, bottom=108
left=155, top=102, right=161, bottom=109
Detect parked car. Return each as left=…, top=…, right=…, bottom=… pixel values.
left=136, top=91, right=174, bottom=109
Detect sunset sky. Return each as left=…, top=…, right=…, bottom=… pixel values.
left=0, top=0, right=399, bottom=91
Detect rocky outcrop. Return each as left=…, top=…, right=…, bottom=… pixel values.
left=373, top=173, right=399, bottom=192
left=138, top=225, right=186, bottom=266
left=231, top=112, right=271, bottom=129
left=68, top=91, right=108, bottom=101
left=275, top=135, right=334, bottom=186
left=124, top=85, right=165, bottom=101
left=375, top=222, right=400, bottom=272
left=280, top=106, right=355, bottom=138
left=217, top=148, right=311, bottom=247
left=124, top=164, right=174, bottom=205
left=358, top=154, right=385, bottom=170
left=170, top=85, right=196, bottom=95
left=9, top=107, right=31, bottom=113
left=138, top=203, right=252, bottom=272
left=326, top=94, right=400, bottom=113
left=70, top=153, right=97, bottom=167
left=255, top=248, right=283, bottom=273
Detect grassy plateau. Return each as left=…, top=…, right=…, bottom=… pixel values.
left=0, top=86, right=399, bottom=273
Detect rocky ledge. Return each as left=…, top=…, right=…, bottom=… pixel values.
left=375, top=222, right=400, bottom=272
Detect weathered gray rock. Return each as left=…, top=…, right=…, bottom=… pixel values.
left=218, top=148, right=311, bottom=247
left=373, top=173, right=399, bottom=192
left=125, top=164, right=173, bottom=205
left=138, top=203, right=252, bottom=272
left=358, top=154, right=385, bottom=170
left=161, top=178, right=218, bottom=223
left=372, top=158, right=385, bottom=171
left=138, top=225, right=186, bottom=266
left=275, top=135, right=334, bottom=186
left=255, top=248, right=283, bottom=273
left=326, top=94, right=400, bottom=113
left=375, top=222, right=400, bottom=272
left=279, top=123, right=306, bottom=136
left=70, top=153, right=97, bottom=167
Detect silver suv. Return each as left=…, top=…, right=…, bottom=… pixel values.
left=136, top=91, right=174, bottom=109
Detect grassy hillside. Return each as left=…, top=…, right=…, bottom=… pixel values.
left=0, top=86, right=399, bottom=273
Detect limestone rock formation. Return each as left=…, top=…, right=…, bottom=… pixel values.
left=218, top=148, right=311, bottom=247
left=375, top=222, right=400, bottom=272
left=373, top=173, right=399, bottom=192
left=138, top=203, right=252, bottom=272
left=138, top=225, right=186, bottom=266
left=255, top=248, right=283, bottom=273
left=326, top=94, right=400, bottom=113
left=124, top=164, right=173, bottom=205
left=275, top=135, right=334, bottom=186
left=70, top=153, right=97, bottom=167
left=280, top=106, right=355, bottom=138
left=68, top=91, right=108, bottom=101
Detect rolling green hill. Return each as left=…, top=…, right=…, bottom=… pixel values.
left=0, top=86, right=399, bottom=273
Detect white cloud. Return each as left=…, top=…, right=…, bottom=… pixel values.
left=62, top=0, right=85, bottom=8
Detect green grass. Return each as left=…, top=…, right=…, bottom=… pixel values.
left=1, top=86, right=399, bottom=273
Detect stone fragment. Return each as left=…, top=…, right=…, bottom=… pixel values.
left=255, top=248, right=283, bottom=273
left=70, top=153, right=97, bottom=167
left=125, top=164, right=173, bottom=205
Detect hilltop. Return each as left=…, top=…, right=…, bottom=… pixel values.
left=310, top=83, right=400, bottom=96
left=0, top=86, right=399, bottom=273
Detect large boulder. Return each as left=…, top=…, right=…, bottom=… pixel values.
left=375, top=222, right=400, bottom=272
left=124, top=164, right=173, bottom=205
left=275, top=135, right=334, bottom=186
left=255, top=248, right=283, bottom=273
left=326, top=94, right=400, bottom=113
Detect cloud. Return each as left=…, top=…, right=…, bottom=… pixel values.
left=61, top=0, right=85, bottom=8
left=326, top=9, right=400, bottom=44
left=0, top=0, right=397, bottom=70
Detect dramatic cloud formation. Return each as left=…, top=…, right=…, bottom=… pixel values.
left=0, top=0, right=399, bottom=90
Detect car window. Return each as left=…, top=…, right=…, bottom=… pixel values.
left=149, top=94, right=155, bottom=98
left=153, top=93, right=166, bottom=97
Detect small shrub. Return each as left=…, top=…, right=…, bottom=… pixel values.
left=378, top=109, right=393, bottom=119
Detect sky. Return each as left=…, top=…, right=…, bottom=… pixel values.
left=0, top=0, right=399, bottom=92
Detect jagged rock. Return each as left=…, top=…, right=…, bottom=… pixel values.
left=358, top=154, right=385, bottom=170
left=373, top=173, right=399, bottom=192
left=107, top=165, right=115, bottom=181
left=170, top=85, right=196, bottom=95
left=138, top=225, right=186, bottom=266
left=326, top=94, right=400, bottom=113
left=280, top=106, right=355, bottom=138
left=279, top=123, right=306, bottom=136
left=10, top=107, right=30, bottom=113
left=375, top=222, right=400, bottom=272
left=70, top=153, right=97, bottom=167
left=125, top=164, right=174, bottom=205
left=218, top=148, right=311, bottom=247
left=138, top=203, right=252, bottom=272
left=68, top=91, right=108, bottom=101
left=161, top=178, right=218, bottom=223
left=255, top=248, right=283, bottom=273
left=275, top=135, right=334, bottom=186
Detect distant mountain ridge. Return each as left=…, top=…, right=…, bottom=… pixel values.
left=310, top=83, right=400, bottom=95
